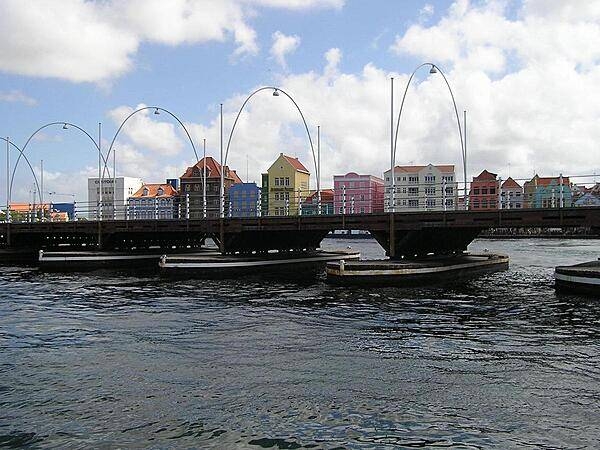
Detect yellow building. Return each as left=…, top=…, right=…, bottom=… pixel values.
left=262, top=153, right=310, bottom=216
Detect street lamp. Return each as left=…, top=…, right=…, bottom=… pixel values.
left=102, top=106, right=199, bottom=220
left=391, top=62, right=467, bottom=211
left=222, top=86, right=320, bottom=219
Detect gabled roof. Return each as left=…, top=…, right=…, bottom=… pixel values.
left=132, top=183, right=178, bottom=198
left=527, top=175, right=571, bottom=186
left=282, top=154, right=309, bottom=173
left=501, top=177, right=522, bottom=189
left=305, top=189, right=334, bottom=203
left=181, top=156, right=242, bottom=182
left=473, top=169, right=497, bottom=181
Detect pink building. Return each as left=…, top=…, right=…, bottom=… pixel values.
left=333, top=172, right=385, bottom=214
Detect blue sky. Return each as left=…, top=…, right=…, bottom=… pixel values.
left=1, top=0, right=600, bottom=202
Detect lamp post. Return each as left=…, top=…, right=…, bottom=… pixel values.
left=222, top=86, right=319, bottom=218
left=102, top=106, right=199, bottom=220
left=8, top=122, right=110, bottom=220
left=1, top=137, right=43, bottom=222
left=392, top=63, right=467, bottom=210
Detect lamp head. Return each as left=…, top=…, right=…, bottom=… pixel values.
left=429, top=65, right=438, bottom=74
left=62, top=123, right=68, bottom=129
left=154, top=108, right=160, bottom=115
left=272, top=89, right=280, bottom=97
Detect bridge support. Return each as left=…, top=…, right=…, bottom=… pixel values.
left=371, top=227, right=483, bottom=259
left=219, top=230, right=330, bottom=255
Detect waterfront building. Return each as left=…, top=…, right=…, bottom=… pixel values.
left=87, top=176, right=143, bottom=220
left=228, top=182, right=260, bottom=217
left=500, top=177, right=523, bottom=209
left=469, top=170, right=499, bottom=210
left=574, top=192, right=600, bottom=207
left=523, top=175, right=572, bottom=208
left=383, top=164, right=457, bottom=212
left=333, top=172, right=384, bottom=214
left=261, top=153, right=310, bottom=216
left=302, top=189, right=334, bottom=215
left=180, top=157, right=242, bottom=218
left=128, top=181, right=179, bottom=219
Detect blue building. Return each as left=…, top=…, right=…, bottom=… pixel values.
left=229, top=182, right=260, bottom=217
left=574, top=192, right=600, bottom=207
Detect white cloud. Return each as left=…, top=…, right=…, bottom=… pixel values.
left=270, top=31, right=301, bottom=69
left=0, top=0, right=341, bottom=83
left=419, top=3, right=435, bottom=22
left=107, top=104, right=186, bottom=157
left=0, top=90, right=37, bottom=106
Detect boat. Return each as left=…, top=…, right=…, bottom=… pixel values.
left=326, top=253, right=509, bottom=286
left=555, top=259, right=600, bottom=295
left=159, top=249, right=360, bottom=278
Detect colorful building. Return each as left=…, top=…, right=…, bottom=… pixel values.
left=261, top=153, right=310, bottom=216
left=384, top=164, right=457, bottom=212
left=128, top=181, right=179, bottom=219
left=469, top=170, right=499, bottom=210
left=302, top=189, right=334, bottom=215
left=228, top=182, right=260, bottom=217
left=499, top=177, right=523, bottom=209
left=333, top=172, right=384, bottom=214
left=524, top=175, right=572, bottom=208
left=87, top=176, right=143, bottom=220
left=180, top=157, right=241, bottom=218
left=574, top=192, right=600, bottom=207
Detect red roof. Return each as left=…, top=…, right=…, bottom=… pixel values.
left=181, top=156, right=242, bottom=182
left=473, top=169, right=497, bottom=181
left=526, top=175, right=571, bottom=186
left=501, top=177, right=522, bottom=189
left=131, top=183, right=178, bottom=198
left=282, top=154, right=309, bottom=173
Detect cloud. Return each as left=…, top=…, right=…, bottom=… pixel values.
left=0, top=0, right=341, bottom=83
left=419, top=3, right=435, bottom=22
left=107, top=104, right=186, bottom=156
left=270, top=31, right=301, bottom=69
left=0, top=90, right=37, bottom=106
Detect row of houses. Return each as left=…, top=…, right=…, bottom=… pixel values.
left=86, top=154, right=600, bottom=219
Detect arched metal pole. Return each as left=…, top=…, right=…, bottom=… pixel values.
left=9, top=121, right=110, bottom=202
left=392, top=63, right=466, bottom=208
left=101, top=106, right=198, bottom=220
left=223, top=86, right=319, bottom=214
left=102, top=106, right=198, bottom=180
left=1, top=137, right=42, bottom=208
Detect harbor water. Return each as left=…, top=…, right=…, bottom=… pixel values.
left=1, top=238, right=599, bottom=448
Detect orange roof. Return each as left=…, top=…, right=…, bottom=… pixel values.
left=9, top=202, right=50, bottom=212
left=181, top=156, right=242, bottom=182
left=282, top=154, right=309, bottom=173
left=501, top=177, right=522, bottom=189
left=131, top=183, right=178, bottom=198
left=306, top=189, right=334, bottom=203
left=392, top=164, right=455, bottom=173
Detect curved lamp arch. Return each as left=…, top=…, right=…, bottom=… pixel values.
left=391, top=63, right=466, bottom=211
left=1, top=137, right=42, bottom=209
left=102, top=106, right=198, bottom=181
left=223, top=86, right=319, bottom=217
left=9, top=121, right=111, bottom=202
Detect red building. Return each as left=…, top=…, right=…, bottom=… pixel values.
left=469, top=170, right=499, bottom=210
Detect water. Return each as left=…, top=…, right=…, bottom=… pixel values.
left=1, top=238, right=599, bottom=449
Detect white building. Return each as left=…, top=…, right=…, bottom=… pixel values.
left=383, top=164, right=458, bottom=212
left=87, top=177, right=143, bottom=219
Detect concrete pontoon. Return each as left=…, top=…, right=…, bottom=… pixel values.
left=326, top=253, right=509, bottom=286
left=555, top=259, right=600, bottom=295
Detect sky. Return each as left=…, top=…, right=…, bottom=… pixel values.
left=1, top=0, right=600, bottom=204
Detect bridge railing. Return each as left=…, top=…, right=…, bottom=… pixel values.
left=3, top=173, right=598, bottom=223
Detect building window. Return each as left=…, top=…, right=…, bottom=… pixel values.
left=142, top=187, right=149, bottom=196
left=408, top=199, right=418, bottom=208
left=424, top=175, right=436, bottom=183
left=408, top=176, right=419, bottom=184
left=490, top=188, right=496, bottom=195
left=425, top=187, right=435, bottom=196
left=408, top=187, right=418, bottom=196
left=474, top=188, right=480, bottom=195
left=285, top=177, right=290, bottom=186
left=275, top=178, right=280, bottom=186
left=426, top=199, right=436, bottom=208
left=482, top=188, right=488, bottom=195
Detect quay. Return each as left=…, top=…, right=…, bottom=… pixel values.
left=326, top=253, right=509, bottom=285
left=555, top=259, right=600, bottom=295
